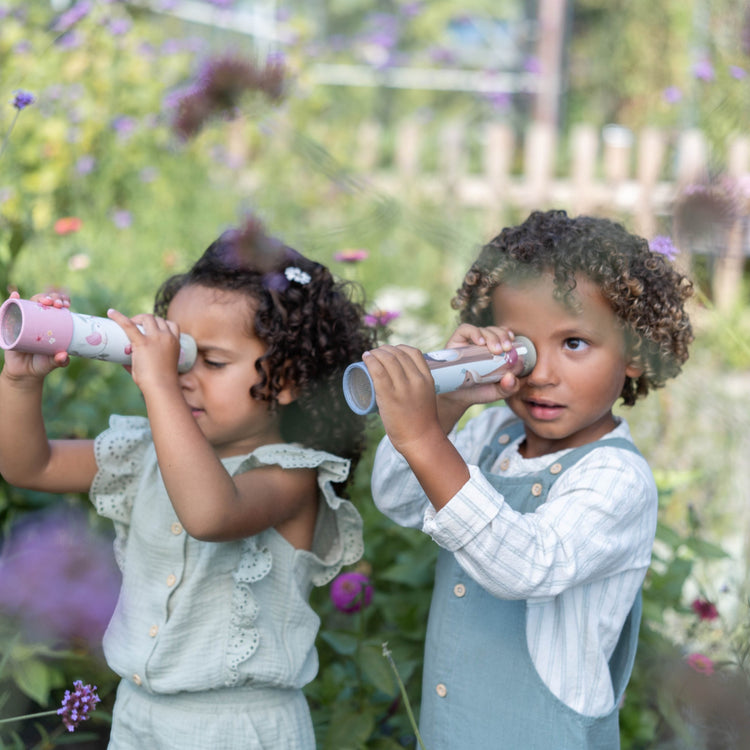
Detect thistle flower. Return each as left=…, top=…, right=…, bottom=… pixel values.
left=330, top=571, right=373, bottom=613
left=171, top=54, right=286, bottom=140
left=57, top=681, right=101, bottom=732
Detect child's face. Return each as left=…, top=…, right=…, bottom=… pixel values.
left=168, top=284, right=291, bottom=457
left=491, top=272, right=642, bottom=458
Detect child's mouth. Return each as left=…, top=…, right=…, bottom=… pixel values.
left=525, top=399, right=564, bottom=419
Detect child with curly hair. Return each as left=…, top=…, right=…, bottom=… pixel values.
left=0, top=221, right=376, bottom=749
left=365, top=209, right=693, bottom=749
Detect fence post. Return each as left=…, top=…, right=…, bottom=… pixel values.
left=522, top=121, right=556, bottom=206
left=634, top=127, right=667, bottom=239
left=713, top=135, right=750, bottom=310
left=570, top=123, right=598, bottom=215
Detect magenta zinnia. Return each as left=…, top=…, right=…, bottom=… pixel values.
left=330, top=572, right=373, bottom=613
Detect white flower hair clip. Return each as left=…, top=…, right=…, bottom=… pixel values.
left=284, top=266, right=311, bottom=285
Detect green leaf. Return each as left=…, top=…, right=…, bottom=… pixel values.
left=683, top=537, right=729, bottom=560
left=320, top=631, right=360, bottom=656
left=322, top=703, right=376, bottom=750
left=11, top=659, right=51, bottom=705
left=654, top=521, right=683, bottom=549
left=358, top=644, right=396, bottom=696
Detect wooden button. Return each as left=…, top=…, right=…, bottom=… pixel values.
left=550, top=463, right=562, bottom=474
left=531, top=483, right=543, bottom=496
left=453, top=583, right=466, bottom=598
left=166, top=574, right=177, bottom=587
left=499, top=458, right=510, bottom=471
left=498, top=433, right=510, bottom=444
left=436, top=683, right=447, bottom=698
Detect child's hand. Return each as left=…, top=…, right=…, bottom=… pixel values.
left=362, top=344, right=443, bottom=454
left=107, top=309, right=182, bottom=391
left=440, top=323, right=521, bottom=407
left=1, top=291, right=70, bottom=379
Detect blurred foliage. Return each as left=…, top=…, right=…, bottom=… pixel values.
left=0, top=0, right=748, bottom=748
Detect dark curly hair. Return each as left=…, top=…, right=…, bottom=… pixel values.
left=154, top=224, right=377, bottom=486
left=452, top=209, right=694, bottom=406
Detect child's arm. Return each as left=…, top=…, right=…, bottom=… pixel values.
left=108, top=310, right=317, bottom=544
left=363, top=324, right=519, bottom=512
left=0, top=293, right=98, bottom=493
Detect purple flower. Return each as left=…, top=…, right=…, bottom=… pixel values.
left=523, top=56, right=542, bottom=74
left=107, top=17, right=132, bottom=36
left=57, top=680, right=101, bottom=732
left=12, top=89, right=35, bottom=110
left=75, top=154, right=96, bottom=174
left=730, top=65, right=747, bottom=80
left=693, top=59, right=714, bottom=81
left=111, top=115, right=136, bottom=139
left=330, top=572, right=373, bottom=613
left=54, top=0, right=92, bottom=32
left=662, top=86, right=683, bottom=104
left=484, top=90, right=511, bottom=111
left=649, top=235, right=679, bottom=261
left=112, top=209, right=132, bottom=229
left=0, top=510, right=119, bottom=645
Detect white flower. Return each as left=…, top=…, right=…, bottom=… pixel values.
left=284, top=266, right=311, bottom=285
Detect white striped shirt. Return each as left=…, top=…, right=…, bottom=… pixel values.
left=371, top=406, right=657, bottom=717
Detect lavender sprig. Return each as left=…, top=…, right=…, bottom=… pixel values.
left=0, top=680, right=101, bottom=733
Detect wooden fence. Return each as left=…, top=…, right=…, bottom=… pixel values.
left=351, top=120, right=750, bottom=309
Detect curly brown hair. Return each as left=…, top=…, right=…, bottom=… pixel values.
left=154, top=227, right=378, bottom=485
left=452, top=209, right=694, bottom=406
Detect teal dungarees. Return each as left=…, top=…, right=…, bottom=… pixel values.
left=419, top=421, right=643, bottom=749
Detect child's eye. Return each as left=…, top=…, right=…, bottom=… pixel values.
left=203, top=358, right=227, bottom=369
left=564, top=337, right=589, bottom=352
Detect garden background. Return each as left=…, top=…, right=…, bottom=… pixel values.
left=1, top=0, right=749, bottom=748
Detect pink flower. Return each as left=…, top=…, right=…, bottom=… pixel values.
left=365, top=310, right=400, bottom=328
left=334, top=248, right=369, bottom=263
left=330, top=572, right=373, bottom=613
left=54, top=216, right=83, bottom=235
left=686, top=653, right=714, bottom=675
left=691, top=598, right=719, bottom=621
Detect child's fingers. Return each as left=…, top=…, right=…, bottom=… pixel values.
left=29, top=291, right=71, bottom=308
left=107, top=308, right=142, bottom=340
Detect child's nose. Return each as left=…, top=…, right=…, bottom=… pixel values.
left=525, top=349, right=556, bottom=385
left=178, top=368, right=196, bottom=389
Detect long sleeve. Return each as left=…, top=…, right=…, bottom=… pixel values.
left=371, top=407, right=657, bottom=601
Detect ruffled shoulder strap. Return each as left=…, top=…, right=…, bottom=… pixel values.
left=228, top=444, right=364, bottom=586
left=90, top=415, right=153, bottom=525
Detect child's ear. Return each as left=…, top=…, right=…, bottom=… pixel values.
left=277, top=384, right=297, bottom=405
left=625, top=359, right=644, bottom=379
